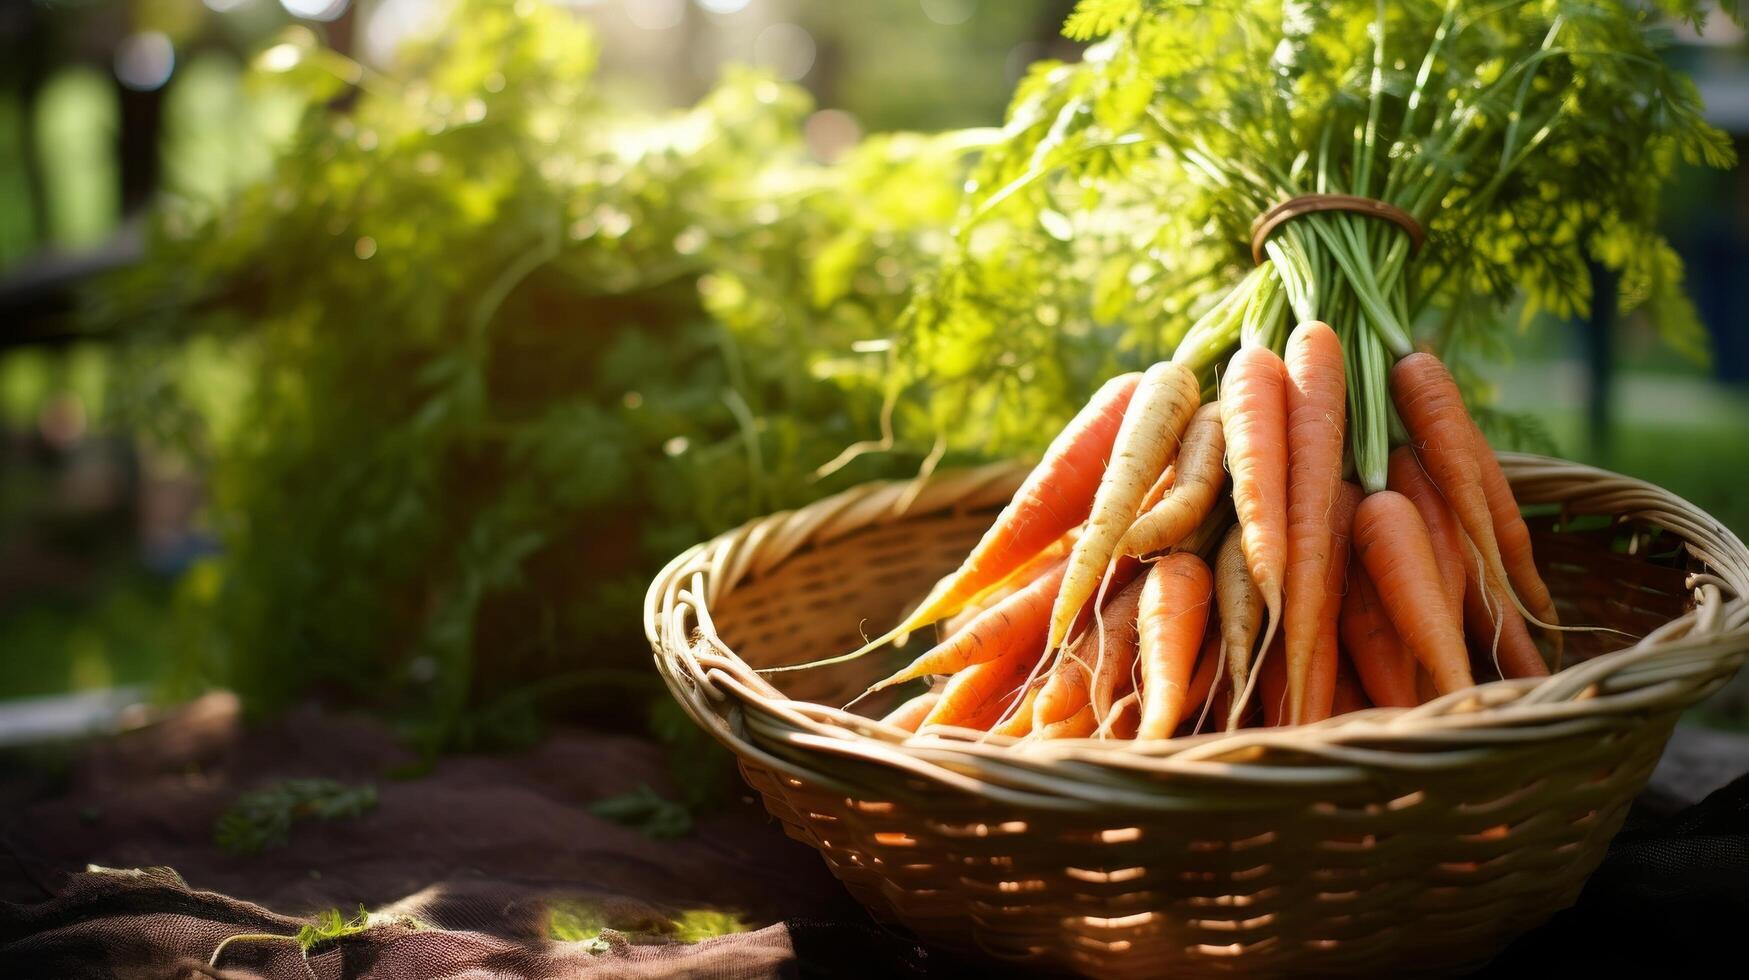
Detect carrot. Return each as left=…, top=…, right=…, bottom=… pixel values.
left=1182, top=626, right=1224, bottom=728
left=1138, top=464, right=1176, bottom=513
left=1049, top=361, right=1201, bottom=651
left=1387, top=447, right=1465, bottom=626
left=788, top=372, right=1142, bottom=672
left=1087, top=578, right=1146, bottom=723
left=1464, top=564, right=1550, bottom=681
left=1332, top=654, right=1370, bottom=716
left=1035, top=703, right=1098, bottom=740
left=989, top=681, right=1044, bottom=738
left=1303, top=481, right=1363, bottom=724
left=1117, top=402, right=1226, bottom=557
left=1181, top=626, right=1225, bottom=735
left=1470, top=422, right=1562, bottom=657
left=1000, top=554, right=1147, bottom=731
left=1352, top=490, right=1474, bottom=696
left=867, top=558, right=1067, bottom=693
left=1100, top=691, right=1142, bottom=739
left=921, top=639, right=1035, bottom=728
left=1214, top=525, right=1262, bottom=730
left=879, top=691, right=940, bottom=732
left=960, top=684, right=1024, bottom=732
left=1032, top=643, right=1093, bottom=731
left=940, top=530, right=1077, bottom=637
left=1136, top=553, right=1214, bottom=739
left=1281, top=321, right=1348, bottom=726
left=1389, top=354, right=1516, bottom=617
left=1259, top=632, right=1289, bottom=727
left=1340, top=564, right=1419, bottom=708
left=1415, top=669, right=1440, bottom=704
left=1220, top=345, right=1289, bottom=685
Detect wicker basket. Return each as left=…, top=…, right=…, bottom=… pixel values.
left=645, top=453, right=1749, bottom=977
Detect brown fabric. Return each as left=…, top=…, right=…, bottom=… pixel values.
left=0, top=694, right=941, bottom=979
left=5, top=694, right=1747, bottom=978
left=2, top=868, right=797, bottom=979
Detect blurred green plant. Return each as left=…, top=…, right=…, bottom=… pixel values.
left=213, top=779, right=378, bottom=855
left=96, top=0, right=975, bottom=745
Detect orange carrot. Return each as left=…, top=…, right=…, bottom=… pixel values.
left=1259, top=632, right=1289, bottom=727
left=1032, top=643, right=1093, bottom=731
left=1050, top=362, right=1201, bottom=651
left=1470, top=423, right=1561, bottom=656
left=960, top=684, right=1023, bottom=731
left=880, top=691, right=941, bottom=732
left=1303, top=481, right=1362, bottom=724
left=1464, top=564, right=1550, bottom=680
left=1352, top=490, right=1474, bottom=696
left=1415, top=669, right=1439, bottom=704
left=990, top=680, right=1044, bottom=738
left=1136, top=553, right=1214, bottom=739
left=1138, top=464, right=1177, bottom=513
left=1282, top=321, right=1348, bottom=726
left=1118, top=402, right=1226, bottom=557
left=1100, top=692, right=1142, bottom=739
left=1035, top=703, right=1098, bottom=739
left=1180, top=626, right=1225, bottom=735
left=921, top=640, right=1035, bottom=728
left=1332, top=654, right=1370, bottom=716
left=940, top=530, right=1077, bottom=637
left=868, top=558, right=1066, bottom=693
left=1387, top=447, right=1465, bottom=625
left=1065, top=555, right=1145, bottom=642
left=1184, top=628, right=1221, bottom=717
left=1340, top=564, right=1419, bottom=708
left=1001, top=554, right=1147, bottom=729
left=1214, top=525, right=1262, bottom=730
left=1221, top=345, right=1289, bottom=681
left=799, top=373, right=1142, bottom=671
left=1087, top=578, right=1146, bottom=723
left=1389, top=354, right=1515, bottom=616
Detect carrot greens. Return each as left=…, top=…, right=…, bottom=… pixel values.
left=905, top=0, right=1736, bottom=489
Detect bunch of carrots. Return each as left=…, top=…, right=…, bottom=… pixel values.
left=797, top=321, right=1566, bottom=741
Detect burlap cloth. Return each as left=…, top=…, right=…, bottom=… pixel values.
left=4, top=693, right=1747, bottom=978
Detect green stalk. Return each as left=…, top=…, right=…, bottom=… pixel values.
left=1343, top=320, right=1392, bottom=492
left=1172, top=265, right=1269, bottom=373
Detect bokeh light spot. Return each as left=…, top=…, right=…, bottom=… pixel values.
left=754, top=23, right=815, bottom=82
left=804, top=109, right=862, bottom=164
left=354, top=237, right=378, bottom=260
left=115, top=33, right=176, bottom=92
left=921, top=0, right=976, bottom=27
left=696, top=0, right=751, bottom=13
left=280, top=0, right=351, bottom=22
left=365, top=0, right=441, bottom=65
left=626, top=0, right=685, bottom=31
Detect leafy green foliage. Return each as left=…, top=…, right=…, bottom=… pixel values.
left=587, top=784, right=692, bottom=839
left=901, top=0, right=1736, bottom=479
left=294, top=907, right=377, bottom=952
left=213, top=779, right=378, bottom=855
left=547, top=898, right=749, bottom=950
left=206, top=905, right=399, bottom=974
left=98, top=1, right=971, bottom=742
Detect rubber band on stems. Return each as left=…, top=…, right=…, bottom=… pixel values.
left=1249, top=194, right=1426, bottom=265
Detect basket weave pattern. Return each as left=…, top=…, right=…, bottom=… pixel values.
left=646, top=454, right=1749, bottom=976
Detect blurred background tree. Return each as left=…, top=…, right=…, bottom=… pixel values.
left=1, top=0, right=1745, bottom=741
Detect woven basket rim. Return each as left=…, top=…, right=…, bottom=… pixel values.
left=646, top=453, right=1749, bottom=805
